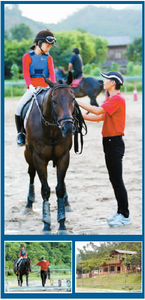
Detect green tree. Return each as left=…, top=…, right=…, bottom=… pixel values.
left=125, top=37, right=142, bottom=64
left=4, top=38, right=33, bottom=77
left=10, top=23, right=33, bottom=41
left=11, top=63, right=19, bottom=80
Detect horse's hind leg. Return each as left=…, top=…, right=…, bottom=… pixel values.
left=24, top=148, right=36, bottom=213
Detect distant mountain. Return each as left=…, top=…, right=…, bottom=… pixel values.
left=5, top=4, right=142, bottom=39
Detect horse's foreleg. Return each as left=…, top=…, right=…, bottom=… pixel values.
left=64, top=183, right=72, bottom=212
left=24, top=148, right=36, bottom=213
left=56, top=153, right=70, bottom=233
left=33, top=153, right=51, bottom=232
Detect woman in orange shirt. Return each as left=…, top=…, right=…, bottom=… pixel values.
left=77, top=71, right=131, bottom=228
left=33, top=256, right=50, bottom=287
left=15, top=29, right=56, bottom=146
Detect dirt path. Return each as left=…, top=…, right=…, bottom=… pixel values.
left=5, top=93, right=142, bottom=235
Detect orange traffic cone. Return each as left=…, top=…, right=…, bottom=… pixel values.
left=133, top=86, right=138, bottom=101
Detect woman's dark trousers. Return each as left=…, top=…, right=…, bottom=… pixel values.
left=103, top=135, right=129, bottom=218
left=41, top=270, right=47, bottom=287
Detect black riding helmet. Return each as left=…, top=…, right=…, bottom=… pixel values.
left=20, top=244, right=25, bottom=248
left=29, top=29, right=56, bottom=51
left=73, top=47, right=80, bottom=54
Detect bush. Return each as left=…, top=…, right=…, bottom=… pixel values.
left=83, top=63, right=92, bottom=74
left=110, top=62, right=120, bottom=71
left=11, top=64, right=20, bottom=81
left=127, top=62, right=142, bottom=76
left=91, top=67, right=101, bottom=76
left=5, top=84, right=26, bottom=97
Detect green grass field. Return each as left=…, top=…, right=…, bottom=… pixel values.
left=77, top=272, right=142, bottom=292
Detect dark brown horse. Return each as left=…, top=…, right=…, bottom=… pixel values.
left=13, top=258, right=32, bottom=286
left=23, top=72, right=86, bottom=234
left=55, top=68, right=104, bottom=107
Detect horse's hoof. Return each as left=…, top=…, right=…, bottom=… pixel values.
left=58, top=230, right=68, bottom=235
left=42, top=223, right=51, bottom=232
left=23, top=207, right=33, bottom=214
left=65, top=206, right=72, bottom=212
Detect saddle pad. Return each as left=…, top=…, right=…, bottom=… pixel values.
left=24, top=98, right=35, bottom=130
left=71, top=76, right=83, bottom=87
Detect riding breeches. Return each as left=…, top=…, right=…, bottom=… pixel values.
left=15, top=89, right=34, bottom=116
left=103, top=135, right=129, bottom=218
left=72, top=70, right=82, bottom=79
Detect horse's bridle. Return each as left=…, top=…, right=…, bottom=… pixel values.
left=50, top=84, right=76, bottom=130
left=35, top=84, right=76, bottom=130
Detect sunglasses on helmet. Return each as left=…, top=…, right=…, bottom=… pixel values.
left=45, top=36, right=56, bottom=44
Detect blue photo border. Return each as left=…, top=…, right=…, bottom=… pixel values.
left=1, top=1, right=144, bottom=299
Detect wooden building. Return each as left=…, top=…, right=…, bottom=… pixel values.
left=97, top=249, right=141, bottom=276
left=102, top=36, right=132, bottom=70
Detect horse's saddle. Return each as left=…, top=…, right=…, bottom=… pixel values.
left=71, top=76, right=83, bottom=88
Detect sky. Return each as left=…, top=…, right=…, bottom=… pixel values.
left=75, top=242, right=101, bottom=254
left=6, top=3, right=131, bottom=24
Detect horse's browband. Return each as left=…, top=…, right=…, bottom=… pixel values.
left=51, top=84, right=72, bottom=94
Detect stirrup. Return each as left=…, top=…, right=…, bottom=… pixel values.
left=17, top=133, right=26, bottom=147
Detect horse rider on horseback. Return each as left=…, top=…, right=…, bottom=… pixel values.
left=15, top=29, right=56, bottom=147
left=68, top=47, right=83, bottom=79
left=16, top=244, right=27, bottom=271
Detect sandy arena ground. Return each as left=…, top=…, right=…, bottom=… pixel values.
left=4, top=92, right=142, bottom=235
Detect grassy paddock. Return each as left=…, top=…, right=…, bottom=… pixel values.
left=76, top=272, right=142, bottom=292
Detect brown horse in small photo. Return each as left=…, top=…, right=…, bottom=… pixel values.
left=13, top=258, right=32, bottom=286
left=22, top=72, right=87, bottom=234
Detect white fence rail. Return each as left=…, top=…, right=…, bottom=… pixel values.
left=5, top=76, right=142, bottom=97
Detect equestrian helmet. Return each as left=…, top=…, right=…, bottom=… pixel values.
left=20, top=244, right=25, bottom=248
left=73, top=47, right=80, bottom=54
left=30, top=29, right=56, bottom=49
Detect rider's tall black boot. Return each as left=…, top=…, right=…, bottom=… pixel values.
left=15, top=115, right=25, bottom=146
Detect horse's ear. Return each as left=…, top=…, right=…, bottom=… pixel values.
left=66, top=71, right=73, bottom=85
left=42, top=75, right=56, bottom=88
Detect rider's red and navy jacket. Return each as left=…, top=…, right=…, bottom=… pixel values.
left=22, top=50, right=56, bottom=88
left=19, top=249, right=27, bottom=258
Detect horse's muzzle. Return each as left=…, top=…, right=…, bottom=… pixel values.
left=61, top=122, right=75, bottom=138
left=57, top=116, right=75, bottom=138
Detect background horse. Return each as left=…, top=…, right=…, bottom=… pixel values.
left=13, top=258, right=32, bottom=286
left=23, top=72, right=86, bottom=234
left=55, top=68, right=104, bottom=107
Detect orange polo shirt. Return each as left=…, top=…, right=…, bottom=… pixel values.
left=101, top=92, right=126, bottom=137
left=36, top=260, right=50, bottom=271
